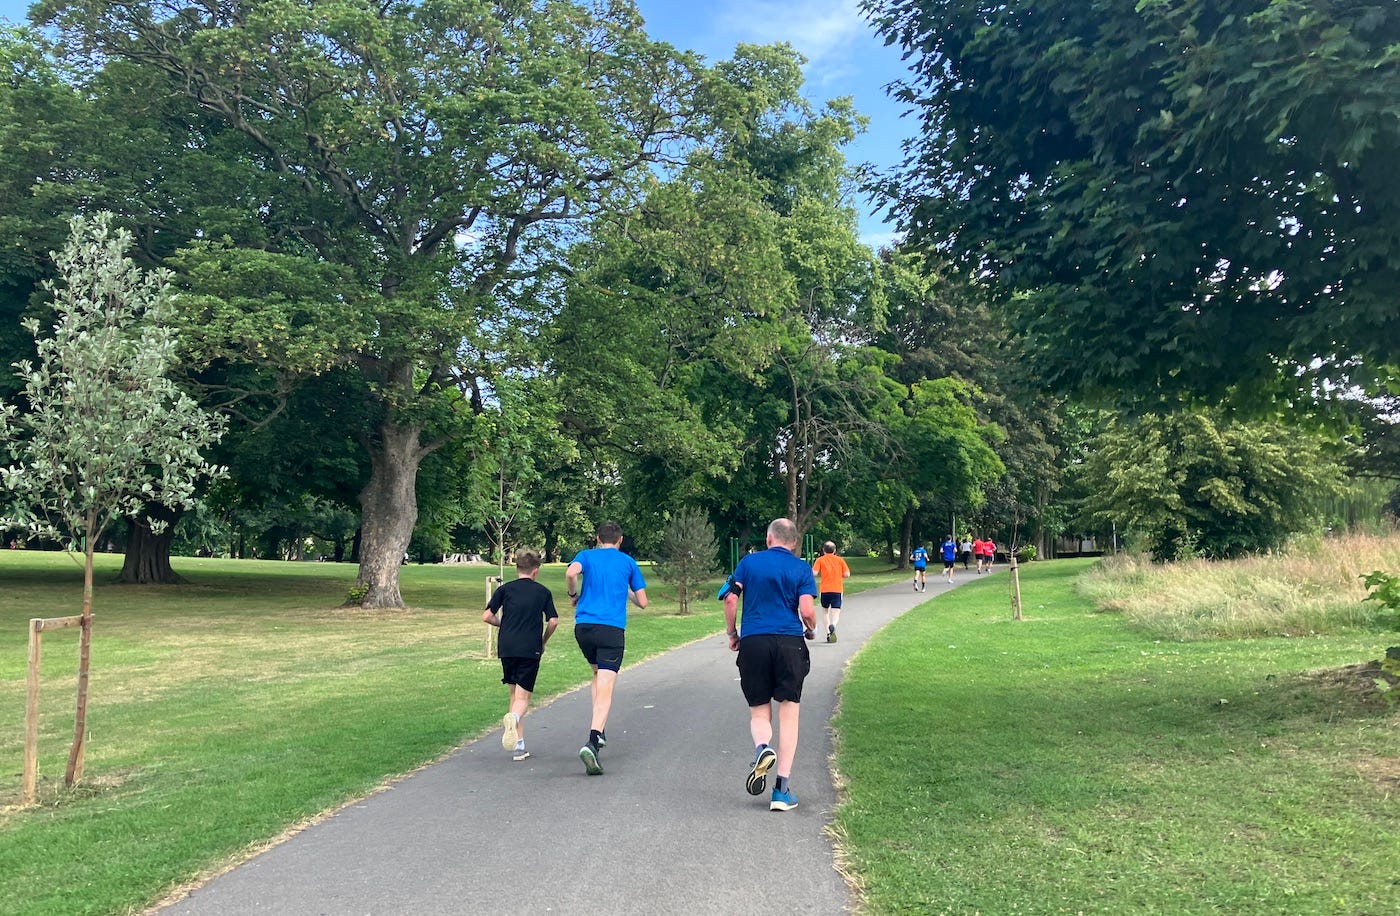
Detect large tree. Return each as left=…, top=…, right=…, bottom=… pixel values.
left=38, top=0, right=704, bottom=606
left=865, top=0, right=1400, bottom=406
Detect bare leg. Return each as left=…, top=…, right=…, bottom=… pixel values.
left=749, top=702, right=773, bottom=749
left=510, top=685, right=531, bottom=740
left=775, top=700, right=800, bottom=778
left=591, top=668, right=617, bottom=732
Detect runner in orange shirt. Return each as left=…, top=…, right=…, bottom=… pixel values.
left=811, top=541, right=852, bottom=643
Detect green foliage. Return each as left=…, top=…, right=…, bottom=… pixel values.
left=0, top=213, right=224, bottom=550
left=836, top=559, right=1398, bottom=913
left=1360, top=570, right=1400, bottom=630
left=868, top=0, right=1400, bottom=407
left=1074, top=411, right=1346, bottom=560
left=652, top=507, right=721, bottom=615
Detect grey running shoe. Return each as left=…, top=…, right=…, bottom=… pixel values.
left=746, top=745, right=777, bottom=796
left=513, top=749, right=531, bottom=761
left=579, top=743, right=604, bottom=775
left=501, top=713, right=518, bottom=751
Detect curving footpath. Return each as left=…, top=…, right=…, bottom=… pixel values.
left=157, top=569, right=993, bottom=915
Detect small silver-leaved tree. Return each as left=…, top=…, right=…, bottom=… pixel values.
left=654, top=507, right=720, bottom=615
left=0, top=213, right=224, bottom=788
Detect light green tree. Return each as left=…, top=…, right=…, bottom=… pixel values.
left=0, top=214, right=224, bottom=787
left=1074, top=411, right=1347, bottom=561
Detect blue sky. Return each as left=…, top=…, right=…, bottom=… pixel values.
left=0, top=0, right=912, bottom=244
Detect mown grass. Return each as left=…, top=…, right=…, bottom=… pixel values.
left=834, top=556, right=1399, bottom=915
left=0, top=552, right=731, bottom=916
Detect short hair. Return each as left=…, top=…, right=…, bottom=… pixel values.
left=596, top=521, right=623, bottom=544
left=822, top=541, right=836, bottom=554
left=514, top=550, right=542, bottom=572
left=767, top=518, right=799, bottom=548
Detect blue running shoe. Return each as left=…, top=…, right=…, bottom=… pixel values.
left=746, top=745, right=777, bottom=796
left=770, top=787, right=798, bottom=811
left=579, top=743, right=603, bottom=775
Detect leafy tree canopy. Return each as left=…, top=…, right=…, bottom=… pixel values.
left=866, top=0, right=1400, bottom=407
left=1073, top=410, right=1348, bottom=560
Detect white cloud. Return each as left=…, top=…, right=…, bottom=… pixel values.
left=717, top=0, right=870, bottom=81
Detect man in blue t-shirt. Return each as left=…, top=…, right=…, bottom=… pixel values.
left=941, top=534, right=958, bottom=583
left=566, top=521, right=647, bottom=775
left=723, top=518, right=818, bottom=812
left=910, top=543, right=929, bottom=591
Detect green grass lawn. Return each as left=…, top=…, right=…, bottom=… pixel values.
left=833, top=559, right=1399, bottom=915
left=9, top=551, right=1390, bottom=915
left=0, top=551, right=739, bottom=916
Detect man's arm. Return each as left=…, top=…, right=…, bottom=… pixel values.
left=724, top=589, right=740, bottom=651
left=798, top=593, right=817, bottom=632
left=565, top=561, right=582, bottom=605
left=542, top=616, right=559, bottom=646
left=631, top=587, right=648, bottom=610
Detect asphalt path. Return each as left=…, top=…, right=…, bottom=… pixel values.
left=158, top=566, right=996, bottom=915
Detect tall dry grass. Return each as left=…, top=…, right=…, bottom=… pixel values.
left=1075, top=532, right=1400, bottom=640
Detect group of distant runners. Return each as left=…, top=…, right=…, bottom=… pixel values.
left=481, top=519, right=995, bottom=813
left=910, top=534, right=997, bottom=589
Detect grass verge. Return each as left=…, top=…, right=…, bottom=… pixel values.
left=0, top=550, right=905, bottom=915
left=833, top=557, right=1399, bottom=914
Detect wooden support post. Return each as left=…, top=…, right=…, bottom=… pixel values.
left=23, top=614, right=84, bottom=806
left=1010, top=554, right=1023, bottom=621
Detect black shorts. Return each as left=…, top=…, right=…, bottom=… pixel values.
left=943, top=558, right=955, bottom=569
left=574, top=623, right=626, bottom=672
left=819, top=592, right=843, bottom=609
left=500, top=657, right=542, bottom=693
left=736, top=633, right=810, bottom=706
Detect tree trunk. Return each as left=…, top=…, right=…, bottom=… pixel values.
left=542, top=521, right=558, bottom=563
left=357, top=420, right=426, bottom=608
left=898, top=504, right=916, bottom=570
left=65, top=546, right=95, bottom=787
left=118, top=509, right=183, bottom=584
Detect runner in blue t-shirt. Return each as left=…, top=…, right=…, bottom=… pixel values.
left=566, top=521, right=647, bottom=775
left=910, top=543, right=929, bottom=591
left=941, top=535, right=958, bottom=583
left=723, top=518, right=818, bottom=812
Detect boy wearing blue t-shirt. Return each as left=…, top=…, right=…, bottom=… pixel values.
left=566, top=521, right=647, bottom=775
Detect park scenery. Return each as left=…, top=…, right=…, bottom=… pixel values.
left=1, top=1, right=1398, bottom=914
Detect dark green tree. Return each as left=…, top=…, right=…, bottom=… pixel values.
left=866, top=0, right=1400, bottom=406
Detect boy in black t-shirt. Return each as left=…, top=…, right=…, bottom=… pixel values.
left=483, top=550, right=559, bottom=761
